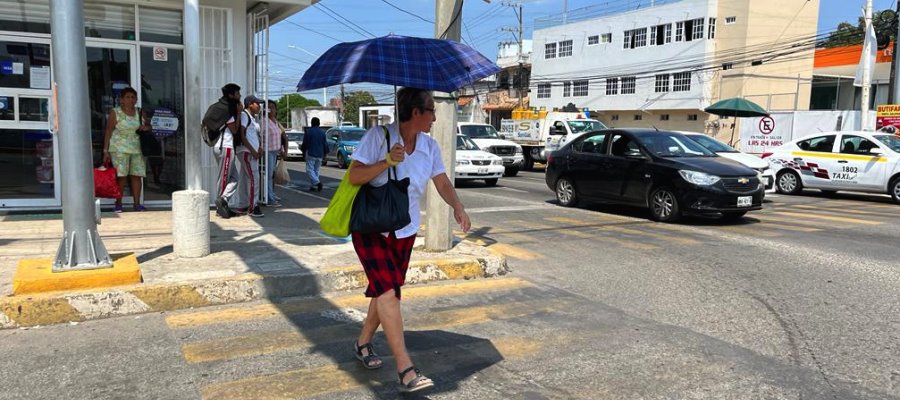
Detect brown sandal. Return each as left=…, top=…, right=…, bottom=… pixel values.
left=398, top=365, right=434, bottom=393
left=353, top=341, right=383, bottom=370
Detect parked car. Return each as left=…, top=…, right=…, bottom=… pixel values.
left=764, top=130, right=900, bottom=203
left=457, top=122, right=524, bottom=176
left=455, top=134, right=504, bottom=186
left=324, top=126, right=367, bottom=169
left=285, top=130, right=304, bottom=161
left=545, top=128, right=764, bottom=222
left=680, top=131, right=776, bottom=193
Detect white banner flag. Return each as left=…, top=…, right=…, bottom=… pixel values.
left=854, top=23, right=877, bottom=87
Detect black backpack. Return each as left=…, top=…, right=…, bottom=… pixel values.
left=201, top=97, right=235, bottom=147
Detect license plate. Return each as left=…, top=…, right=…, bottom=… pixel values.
left=737, top=196, right=752, bottom=207
left=477, top=167, right=488, bottom=174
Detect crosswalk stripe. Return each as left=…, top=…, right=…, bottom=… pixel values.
left=543, top=216, right=596, bottom=226
left=716, top=224, right=783, bottom=237
left=752, top=213, right=836, bottom=227
left=597, top=224, right=700, bottom=245
left=182, top=298, right=568, bottom=364
left=166, top=278, right=534, bottom=329
left=769, top=211, right=881, bottom=225
left=583, top=229, right=660, bottom=250
left=486, top=243, right=543, bottom=260
left=507, top=219, right=593, bottom=239
left=751, top=221, right=821, bottom=232
left=199, top=336, right=545, bottom=400
left=790, top=204, right=883, bottom=216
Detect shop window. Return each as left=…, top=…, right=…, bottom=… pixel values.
left=84, top=2, right=136, bottom=40
left=0, top=0, right=51, bottom=33
left=19, top=97, right=49, bottom=122
left=0, top=41, right=51, bottom=90
left=0, top=96, right=13, bottom=120
left=140, top=7, right=183, bottom=44
left=140, top=46, right=186, bottom=197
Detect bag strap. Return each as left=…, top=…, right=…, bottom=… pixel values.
left=381, top=126, right=397, bottom=180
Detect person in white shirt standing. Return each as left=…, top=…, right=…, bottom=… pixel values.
left=214, top=83, right=243, bottom=219
left=235, top=95, right=264, bottom=218
left=347, top=87, right=471, bottom=394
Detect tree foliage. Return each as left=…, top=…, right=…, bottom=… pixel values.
left=340, top=91, right=376, bottom=126
left=275, top=93, right=320, bottom=128
left=819, top=9, right=897, bottom=49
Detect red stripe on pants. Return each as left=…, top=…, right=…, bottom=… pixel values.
left=241, top=152, right=256, bottom=211
left=218, top=148, right=233, bottom=197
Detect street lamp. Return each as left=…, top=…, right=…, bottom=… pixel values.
left=288, top=45, right=327, bottom=105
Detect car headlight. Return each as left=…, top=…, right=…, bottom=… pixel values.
left=515, top=146, right=523, bottom=155
left=678, top=170, right=721, bottom=186
left=343, top=145, right=356, bottom=152
left=492, top=159, right=503, bottom=165
left=457, top=160, right=470, bottom=165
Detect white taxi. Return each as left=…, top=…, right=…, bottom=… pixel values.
left=680, top=132, right=776, bottom=193
left=764, top=131, right=900, bottom=203
left=454, top=134, right=505, bottom=186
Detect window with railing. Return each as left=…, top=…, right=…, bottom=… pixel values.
left=673, top=72, right=692, bottom=92
left=545, top=42, right=557, bottom=59
left=621, top=77, right=636, bottom=94
left=537, top=83, right=551, bottom=98
left=573, top=80, right=589, bottom=96
left=655, top=74, right=670, bottom=93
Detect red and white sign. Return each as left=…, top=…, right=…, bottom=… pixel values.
left=758, top=116, right=775, bottom=135
left=152, top=47, right=168, bottom=62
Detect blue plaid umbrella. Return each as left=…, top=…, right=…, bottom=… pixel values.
left=296, top=34, right=501, bottom=93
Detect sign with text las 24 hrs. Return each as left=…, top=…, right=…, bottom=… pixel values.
left=876, top=104, right=900, bottom=132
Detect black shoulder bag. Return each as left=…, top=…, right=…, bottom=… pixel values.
left=349, top=126, right=411, bottom=234
left=136, top=108, right=161, bottom=157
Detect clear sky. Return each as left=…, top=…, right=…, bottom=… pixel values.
left=268, top=0, right=897, bottom=102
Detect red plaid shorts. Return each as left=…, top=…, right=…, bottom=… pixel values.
left=351, top=231, right=416, bottom=299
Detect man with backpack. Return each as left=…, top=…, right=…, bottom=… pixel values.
left=211, top=83, right=243, bottom=219
left=235, top=95, right=265, bottom=218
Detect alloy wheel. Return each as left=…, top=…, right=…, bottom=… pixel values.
left=557, top=179, right=574, bottom=206
left=652, top=190, right=675, bottom=219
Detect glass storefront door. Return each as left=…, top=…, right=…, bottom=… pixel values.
left=86, top=42, right=136, bottom=173
left=0, top=35, right=55, bottom=207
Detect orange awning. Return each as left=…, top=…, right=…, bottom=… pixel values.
left=815, top=42, right=893, bottom=68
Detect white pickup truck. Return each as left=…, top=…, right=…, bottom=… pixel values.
left=457, top=122, right=524, bottom=176
left=500, top=112, right=607, bottom=170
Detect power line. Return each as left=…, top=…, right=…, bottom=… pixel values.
left=280, top=18, right=345, bottom=42
left=380, top=0, right=433, bottom=23
left=315, top=2, right=376, bottom=38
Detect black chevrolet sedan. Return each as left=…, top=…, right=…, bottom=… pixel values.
left=545, top=129, right=764, bottom=222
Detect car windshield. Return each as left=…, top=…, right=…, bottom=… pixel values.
left=873, top=134, right=900, bottom=152
left=567, top=120, right=607, bottom=134
left=459, top=124, right=500, bottom=138
left=688, top=135, right=738, bottom=153
left=456, top=135, right=480, bottom=150
left=288, top=133, right=303, bottom=141
left=339, top=129, right=365, bottom=141
left=637, top=132, right=715, bottom=157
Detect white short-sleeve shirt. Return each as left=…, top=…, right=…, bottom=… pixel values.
left=353, top=123, right=447, bottom=239
left=217, top=116, right=237, bottom=149
left=236, top=111, right=260, bottom=153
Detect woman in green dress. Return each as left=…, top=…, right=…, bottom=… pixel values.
left=102, top=87, right=150, bottom=212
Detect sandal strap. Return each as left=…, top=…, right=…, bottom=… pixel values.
left=398, top=365, right=419, bottom=381
left=355, top=342, right=374, bottom=355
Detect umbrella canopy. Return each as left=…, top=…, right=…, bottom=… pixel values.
left=296, top=34, right=501, bottom=93
left=704, top=97, right=769, bottom=118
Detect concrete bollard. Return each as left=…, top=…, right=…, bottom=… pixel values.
left=172, top=190, right=210, bottom=258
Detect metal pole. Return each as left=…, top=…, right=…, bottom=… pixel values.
left=50, top=0, right=111, bottom=271
left=517, top=3, right=524, bottom=108
left=861, top=0, right=874, bottom=130
left=893, top=3, right=900, bottom=103
left=184, top=0, right=203, bottom=190
left=427, top=0, right=462, bottom=251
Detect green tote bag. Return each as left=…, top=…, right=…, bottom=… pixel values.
left=320, top=164, right=360, bottom=237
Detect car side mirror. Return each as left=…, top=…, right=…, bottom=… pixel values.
left=624, top=149, right=646, bottom=159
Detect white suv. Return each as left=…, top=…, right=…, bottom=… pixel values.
left=457, top=122, right=524, bottom=176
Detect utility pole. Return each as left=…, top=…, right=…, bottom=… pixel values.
left=862, top=0, right=874, bottom=130
left=501, top=2, right=524, bottom=107
left=427, top=0, right=462, bottom=251
left=50, top=0, right=112, bottom=270
left=340, top=84, right=346, bottom=122
left=891, top=4, right=900, bottom=104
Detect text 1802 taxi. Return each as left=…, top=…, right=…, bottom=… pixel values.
left=763, top=131, right=900, bottom=204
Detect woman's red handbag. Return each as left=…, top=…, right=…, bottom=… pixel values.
left=94, top=163, right=121, bottom=199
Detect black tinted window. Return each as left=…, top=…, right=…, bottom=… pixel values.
left=610, top=134, right=639, bottom=156
left=840, top=135, right=879, bottom=155
left=797, top=135, right=835, bottom=152
left=575, top=134, right=607, bottom=154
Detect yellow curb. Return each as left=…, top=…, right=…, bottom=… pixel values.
left=13, top=253, right=142, bottom=295
left=0, top=295, right=83, bottom=327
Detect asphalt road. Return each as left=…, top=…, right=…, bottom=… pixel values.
left=1, top=161, right=898, bottom=400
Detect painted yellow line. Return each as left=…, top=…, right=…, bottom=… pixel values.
left=543, top=216, right=595, bottom=226
left=790, top=151, right=887, bottom=162
left=791, top=204, right=882, bottom=216
left=166, top=277, right=533, bottom=329
left=770, top=211, right=882, bottom=225
left=507, top=220, right=593, bottom=239
left=716, top=224, right=783, bottom=237
left=199, top=336, right=545, bottom=400
left=182, top=298, right=568, bottom=364
left=486, top=243, right=543, bottom=260
left=750, top=221, right=821, bottom=233
left=495, top=231, right=537, bottom=243
left=752, top=213, right=833, bottom=227
left=598, top=225, right=700, bottom=245
left=583, top=230, right=660, bottom=250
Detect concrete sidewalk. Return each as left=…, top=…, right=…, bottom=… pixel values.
left=0, top=194, right=508, bottom=329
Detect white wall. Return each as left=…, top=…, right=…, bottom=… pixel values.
left=530, top=0, right=717, bottom=112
